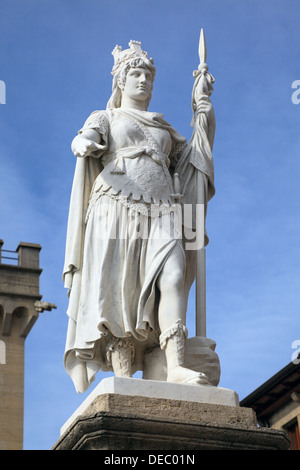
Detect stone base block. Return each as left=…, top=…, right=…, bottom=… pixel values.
left=60, top=376, right=239, bottom=436
left=52, top=378, right=290, bottom=451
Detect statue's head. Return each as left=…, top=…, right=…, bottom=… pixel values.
left=107, top=40, right=156, bottom=109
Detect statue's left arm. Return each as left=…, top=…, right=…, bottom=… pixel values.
left=175, top=31, right=216, bottom=211
left=195, top=95, right=215, bottom=151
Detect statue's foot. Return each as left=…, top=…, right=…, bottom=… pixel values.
left=106, top=336, right=135, bottom=378
left=167, top=366, right=209, bottom=385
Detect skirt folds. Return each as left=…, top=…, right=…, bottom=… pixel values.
left=64, top=195, right=184, bottom=392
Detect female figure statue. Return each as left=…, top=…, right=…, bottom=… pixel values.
left=63, top=40, right=215, bottom=393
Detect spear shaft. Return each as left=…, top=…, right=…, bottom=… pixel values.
left=194, top=29, right=213, bottom=337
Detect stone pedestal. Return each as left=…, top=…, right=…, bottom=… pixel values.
left=52, top=377, right=290, bottom=451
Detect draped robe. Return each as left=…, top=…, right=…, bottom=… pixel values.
left=63, top=107, right=214, bottom=392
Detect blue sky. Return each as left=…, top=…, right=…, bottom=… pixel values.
left=0, top=0, right=299, bottom=450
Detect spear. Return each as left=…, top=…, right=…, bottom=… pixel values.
left=192, top=29, right=214, bottom=337
left=199, top=28, right=207, bottom=69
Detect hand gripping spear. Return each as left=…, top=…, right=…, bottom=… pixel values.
left=191, top=29, right=215, bottom=337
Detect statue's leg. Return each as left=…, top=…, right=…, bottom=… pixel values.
left=159, top=320, right=209, bottom=384
left=157, top=243, right=187, bottom=330
left=105, top=336, right=135, bottom=378
left=157, top=244, right=209, bottom=385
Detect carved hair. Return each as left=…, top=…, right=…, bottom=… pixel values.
left=107, top=56, right=156, bottom=110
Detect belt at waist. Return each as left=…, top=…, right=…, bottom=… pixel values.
left=103, top=146, right=170, bottom=175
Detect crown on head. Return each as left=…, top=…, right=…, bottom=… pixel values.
left=111, top=40, right=153, bottom=75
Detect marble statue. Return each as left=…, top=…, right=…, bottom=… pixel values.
left=63, top=34, right=218, bottom=393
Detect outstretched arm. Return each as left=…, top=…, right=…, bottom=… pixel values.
left=71, top=111, right=110, bottom=158
left=71, top=129, right=104, bottom=158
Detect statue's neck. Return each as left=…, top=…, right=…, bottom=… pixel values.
left=120, top=96, right=147, bottom=112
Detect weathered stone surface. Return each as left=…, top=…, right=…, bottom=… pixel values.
left=76, top=393, right=257, bottom=426
left=53, top=392, right=290, bottom=450
left=60, top=377, right=239, bottom=435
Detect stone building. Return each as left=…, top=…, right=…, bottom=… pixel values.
left=0, top=239, right=55, bottom=450
left=241, top=361, right=300, bottom=450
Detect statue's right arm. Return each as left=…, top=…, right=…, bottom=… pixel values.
left=71, top=129, right=104, bottom=158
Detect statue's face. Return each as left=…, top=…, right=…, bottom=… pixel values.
left=122, top=67, right=153, bottom=105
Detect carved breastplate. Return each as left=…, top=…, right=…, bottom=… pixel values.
left=92, top=112, right=176, bottom=205
left=93, top=149, right=175, bottom=205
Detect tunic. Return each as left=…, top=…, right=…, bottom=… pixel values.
left=63, top=107, right=214, bottom=392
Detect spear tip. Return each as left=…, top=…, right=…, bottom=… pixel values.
left=198, top=28, right=207, bottom=64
